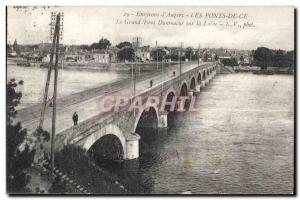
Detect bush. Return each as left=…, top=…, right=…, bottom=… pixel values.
left=6, top=79, right=35, bottom=193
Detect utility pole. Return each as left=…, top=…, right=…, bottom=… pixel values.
left=156, top=40, right=158, bottom=70
left=132, top=36, right=142, bottom=116
left=198, top=43, right=200, bottom=66
left=132, top=37, right=138, bottom=117
left=38, top=13, right=58, bottom=128
left=50, top=13, right=61, bottom=172
left=131, top=62, right=136, bottom=117
left=132, top=62, right=136, bottom=99
left=61, top=53, right=64, bottom=94
left=179, top=42, right=183, bottom=81
left=137, top=37, right=140, bottom=75
left=131, top=62, right=134, bottom=90
left=161, top=54, right=164, bottom=92
left=133, top=37, right=142, bottom=75
left=133, top=59, right=136, bottom=117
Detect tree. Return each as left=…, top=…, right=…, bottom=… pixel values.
left=7, top=79, right=34, bottom=193
left=7, top=44, right=12, bottom=53
left=13, top=39, right=20, bottom=54
left=240, top=55, right=244, bottom=62
left=286, top=50, right=294, bottom=70
left=89, top=38, right=111, bottom=50
left=117, top=47, right=135, bottom=61
left=272, top=49, right=285, bottom=67
left=220, top=57, right=238, bottom=67
left=170, top=52, right=179, bottom=61
left=89, top=42, right=98, bottom=50
left=185, top=47, right=194, bottom=61
left=98, top=38, right=111, bottom=49
left=116, top=41, right=132, bottom=49
left=7, top=79, right=49, bottom=193
left=150, top=48, right=167, bottom=61
left=253, top=47, right=272, bottom=70
left=77, top=44, right=89, bottom=50
left=202, top=52, right=209, bottom=62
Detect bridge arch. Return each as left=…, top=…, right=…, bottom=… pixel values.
left=164, top=87, right=177, bottom=100
left=134, top=106, right=159, bottom=154
left=190, top=77, right=196, bottom=90
left=133, top=106, right=159, bottom=134
left=180, top=80, right=188, bottom=96
left=164, top=90, right=176, bottom=111
left=202, top=70, right=206, bottom=80
left=163, top=87, right=177, bottom=110
left=197, top=72, right=202, bottom=84
left=83, top=124, right=126, bottom=160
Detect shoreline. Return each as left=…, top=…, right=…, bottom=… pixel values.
left=8, top=57, right=183, bottom=72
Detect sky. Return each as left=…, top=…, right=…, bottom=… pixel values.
left=7, top=6, right=295, bottom=50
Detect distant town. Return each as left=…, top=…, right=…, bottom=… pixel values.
left=7, top=37, right=294, bottom=73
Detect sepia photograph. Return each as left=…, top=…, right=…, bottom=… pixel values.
left=6, top=5, right=295, bottom=195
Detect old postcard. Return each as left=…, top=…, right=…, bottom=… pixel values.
left=6, top=6, right=295, bottom=195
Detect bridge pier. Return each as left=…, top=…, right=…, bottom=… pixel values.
left=188, top=90, right=194, bottom=96
left=195, top=84, right=201, bottom=94
left=205, top=78, right=209, bottom=84
left=158, top=111, right=168, bottom=128
left=125, top=134, right=140, bottom=160
left=201, top=80, right=206, bottom=88
left=208, top=74, right=212, bottom=81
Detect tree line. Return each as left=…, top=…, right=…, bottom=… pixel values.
left=252, top=47, right=294, bottom=69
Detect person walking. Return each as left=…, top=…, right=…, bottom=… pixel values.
left=72, top=112, right=78, bottom=126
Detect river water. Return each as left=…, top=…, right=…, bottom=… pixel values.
left=8, top=65, right=294, bottom=194
left=7, top=65, right=128, bottom=109
left=98, top=73, right=294, bottom=194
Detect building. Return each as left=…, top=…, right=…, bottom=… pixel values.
left=42, top=49, right=110, bottom=64
left=92, top=53, right=110, bottom=63
left=137, top=46, right=151, bottom=61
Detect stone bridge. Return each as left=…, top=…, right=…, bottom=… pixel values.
left=54, top=62, right=219, bottom=160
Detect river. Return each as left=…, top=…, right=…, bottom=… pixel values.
left=7, top=65, right=129, bottom=109
left=8, top=65, right=294, bottom=194
left=96, top=73, right=294, bottom=194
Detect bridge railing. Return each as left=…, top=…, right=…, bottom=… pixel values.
left=132, top=62, right=217, bottom=100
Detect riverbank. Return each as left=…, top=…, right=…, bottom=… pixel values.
left=228, top=65, right=294, bottom=75
left=24, top=158, right=128, bottom=194
left=53, top=145, right=128, bottom=194
left=8, top=57, right=183, bottom=72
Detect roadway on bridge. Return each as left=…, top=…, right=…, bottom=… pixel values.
left=17, top=62, right=206, bottom=135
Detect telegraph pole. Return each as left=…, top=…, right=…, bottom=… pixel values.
left=156, top=40, right=158, bottom=70
left=38, top=12, right=58, bottom=128
left=132, top=37, right=140, bottom=117
left=133, top=37, right=142, bottom=75
left=51, top=13, right=62, bottom=172
left=198, top=44, right=200, bottom=66
left=179, top=42, right=183, bottom=81
left=137, top=37, right=140, bottom=75
left=61, top=53, right=64, bottom=94
left=161, top=54, right=164, bottom=92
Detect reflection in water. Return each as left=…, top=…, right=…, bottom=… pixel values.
left=91, top=73, right=294, bottom=194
